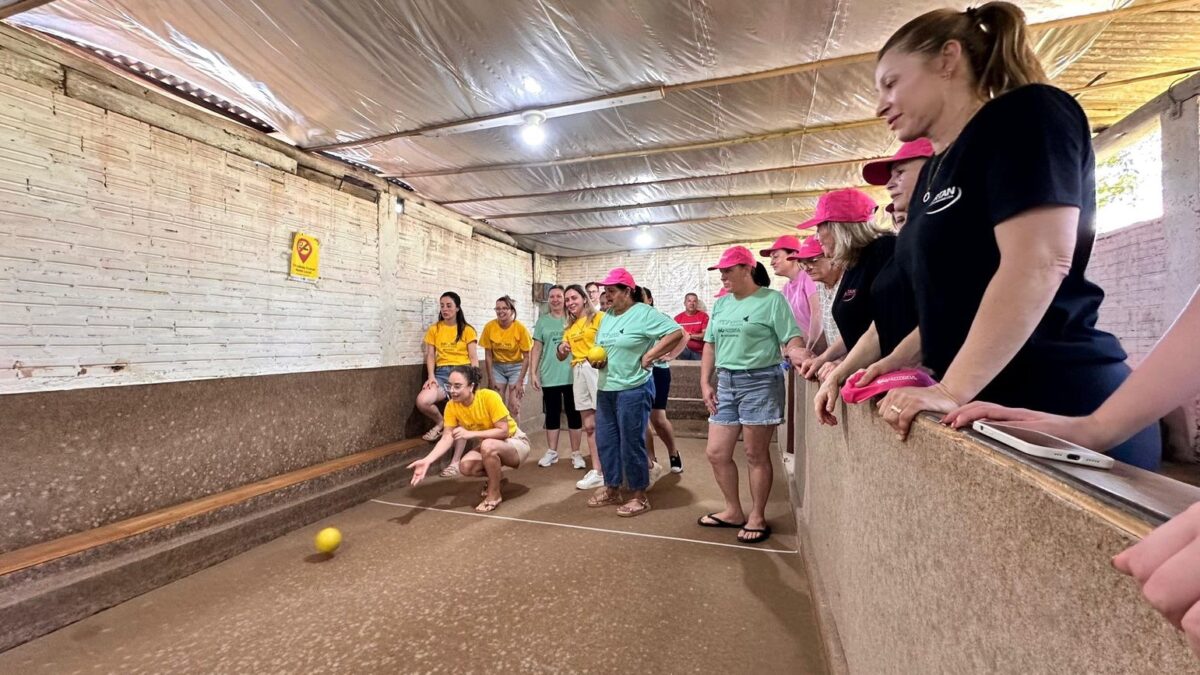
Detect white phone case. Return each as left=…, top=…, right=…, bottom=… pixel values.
left=972, top=421, right=1115, bottom=469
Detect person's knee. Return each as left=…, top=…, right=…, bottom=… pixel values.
left=706, top=443, right=732, bottom=464
left=459, top=460, right=482, bottom=476
left=479, top=439, right=501, bottom=457
left=583, top=420, right=596, bottom=435
left=744, top=444, right=772, bottom=467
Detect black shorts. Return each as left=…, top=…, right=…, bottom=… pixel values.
left=651, top=367, right=671, bottom=410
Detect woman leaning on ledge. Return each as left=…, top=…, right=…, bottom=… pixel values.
left=869, top=1, right=1160, bottom=469
left=416, top=291, right=479, bottom=477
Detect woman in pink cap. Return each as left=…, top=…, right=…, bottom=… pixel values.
left=760, top=235, right=823, bottom=356
left=586, top=269, right=685, bottom=516
left=795, top=188, right=893, bottom=381
left=790, top=235, right=841, bottom=355
left=699, top=247, right=806, bottom=544
left=871, top=2, right=1160, bottom=469
left=810, top=142, right=933, bottom=424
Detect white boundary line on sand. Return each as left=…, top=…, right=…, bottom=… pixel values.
left=370, top=499, right=798, bottom=555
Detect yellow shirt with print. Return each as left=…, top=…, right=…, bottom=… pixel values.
left=444, top=388, right=520, bottom=438
left=563, top=312, right=605, bottom=366
left=479, top=320, right=533, bottom=364
left=423, top=323, right=478, bottom=367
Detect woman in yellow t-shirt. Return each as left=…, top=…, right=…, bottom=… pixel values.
left=408, top=366, right=531, bottom=512
left=417, top=292, right=478, bottom=474
left=559, top=284, right=604, bottom=491
left=480, top=295, right=533, bottom=419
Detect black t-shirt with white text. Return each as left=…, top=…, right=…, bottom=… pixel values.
left=897, top=84, right=1125, bottom=403
left=832, top=234, right=896, bottom=351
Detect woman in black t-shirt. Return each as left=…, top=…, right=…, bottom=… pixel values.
left=870, top=2, right=1160, bottom=469
left=795, top=188, right=893, bottom=379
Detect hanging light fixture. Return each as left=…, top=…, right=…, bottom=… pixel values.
left=634, top=226, right=654, bottom=247
left=520, top=111, right=547, bottom=146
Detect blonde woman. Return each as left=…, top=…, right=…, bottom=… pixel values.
left=560, top=284, right=604, bottom=490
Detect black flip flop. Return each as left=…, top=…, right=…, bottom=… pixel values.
left=737, top=525, right=772, bottom=544
left=698, top=513, right=747, bottom=529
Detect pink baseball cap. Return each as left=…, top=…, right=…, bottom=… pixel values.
left=787, top=235, right=824, bottom=261
left=707, top=245, right=756, bottom=270
left=597, top=267, right=635, bottom=288
left=798, top=188, right=878, bottom=230
left=759, top=235, right=802, bottom=257
left=862, top=139, right=935, bottom=186
left=840, top=368, right=936, bottom=404
left=714, top=287, right=729, bottom=298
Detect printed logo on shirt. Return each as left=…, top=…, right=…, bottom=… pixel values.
left=925, top=186, right=962, bottom=214
left=841, top=289, right=857, bottom=302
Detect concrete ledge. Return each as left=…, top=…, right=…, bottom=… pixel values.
left=794, top=380, right=1198, bottom=672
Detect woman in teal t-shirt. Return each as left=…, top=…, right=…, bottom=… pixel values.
left=586, top=268, right=684, bottom=517
left=529, top=285, right=584, bottom=470
left=699, top=246, right=806, bottom=545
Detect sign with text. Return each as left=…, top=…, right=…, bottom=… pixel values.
left=289, top=232, right=320, bottom=280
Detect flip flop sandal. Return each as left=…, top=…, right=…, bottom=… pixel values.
left=475, top=498, right=502, bottom=513
left=439, top=464, right=460, bottom=478
left=737, top=525, right=773, bottom=544
left=698, top=513, right=747, bottom=529
left=617, top=498, right=652, bottom=518
left=422, top=426, right=444, bottom=442
left=587, top=491, right=622, bottom=508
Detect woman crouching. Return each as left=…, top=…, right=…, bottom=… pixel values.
left=408, top=366, right=531, bottom=512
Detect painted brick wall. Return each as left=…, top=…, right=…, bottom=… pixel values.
left=0, top=62, right=534, bottom=394
left=1087, top=218, right=1169, bottom=366
left=555, top=240, right=776, bottom=315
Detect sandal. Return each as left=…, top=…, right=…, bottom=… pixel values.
left=617, top=498, right=651, bottom=518
left=422, top=425, right=443, bottom=442
left=737, top=524, right=772, bottom=544
left=587, top=488, right=622, bottom=508
left=698, top=513, right=747, bottom=529
left=439, top=464, right=460, bottom=478
left=475, top=498, right=502, bottom=513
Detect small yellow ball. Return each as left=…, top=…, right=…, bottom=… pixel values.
left=586, top=345, right=607, bottom=365
left=314, top=527, right=342, bottom=554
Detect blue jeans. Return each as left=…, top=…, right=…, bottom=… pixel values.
left=595, top=378, right=654, bottom=491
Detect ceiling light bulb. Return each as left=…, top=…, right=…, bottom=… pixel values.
left=635, top=227, right=653, bottom=247
left=519, top=111, right=547, bottom=147
left=522, top=77, right=542, bottom=94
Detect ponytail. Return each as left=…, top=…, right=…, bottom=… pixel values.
left=879, top=2, right=1046, bottom=99
left=751, top=263, right=771, bottom=288
left=440, top=291, right=471, bottom=343
left=631, top=286, right=646, bottom=304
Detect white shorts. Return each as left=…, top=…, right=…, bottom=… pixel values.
left=572, top=361, right=599, bottom=411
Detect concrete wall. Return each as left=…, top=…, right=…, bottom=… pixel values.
left=555, top=239, right=776, bottom=314
left=794, top=382, right=1200, bottom=674
left=0, top=27, right=536, bottom=395
left=1088, top=219, right=1168, bottom=366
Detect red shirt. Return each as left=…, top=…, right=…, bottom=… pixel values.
left=673, top=310, right=709, bottom=352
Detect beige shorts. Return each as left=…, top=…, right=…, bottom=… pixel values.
left=572, top=361, right=599, bottom=411
left=508, top=431, right=531, bottom=465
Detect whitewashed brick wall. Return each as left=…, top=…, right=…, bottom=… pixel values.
left=555, top=240, right=776, bottom=315
left=0, top=68, right=533, bottom=393
left=1087, top=218, right=1168, bottom=366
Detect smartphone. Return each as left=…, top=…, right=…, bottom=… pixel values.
left=972, top=421, right=1115, bottom=470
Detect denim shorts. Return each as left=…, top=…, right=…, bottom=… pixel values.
left=434, top=366, right=453, bottom=393
left=709, top=366, right=786, bottom=426
left=492, top=361, right=523, bottom=385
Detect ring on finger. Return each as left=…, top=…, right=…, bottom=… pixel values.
left=889, top=405, right=903, bottom=414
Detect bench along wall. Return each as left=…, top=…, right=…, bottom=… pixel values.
left=793, top=382, right=1198, bottom=673
left=0, top=26, right=546, bottom=553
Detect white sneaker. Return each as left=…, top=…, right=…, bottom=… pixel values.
left=649, top=461, right=666, bottom=487
left=576, top=469, right=604, bottom=490
left=570, top=452, right=587, bottom=470
left=537, top=449, right=559, bottom=467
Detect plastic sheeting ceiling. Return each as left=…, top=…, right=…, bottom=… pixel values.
left=7, top=0, right=1145, bottom=256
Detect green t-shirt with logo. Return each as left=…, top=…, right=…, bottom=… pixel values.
left=704, top=287, right=801, bottom=370
left=532, top=313, right=572, bottom=388
left=595, top=303, right=680, bottom=392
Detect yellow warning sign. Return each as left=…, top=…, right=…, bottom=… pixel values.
left=289, top=232, right=320, bottom=280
